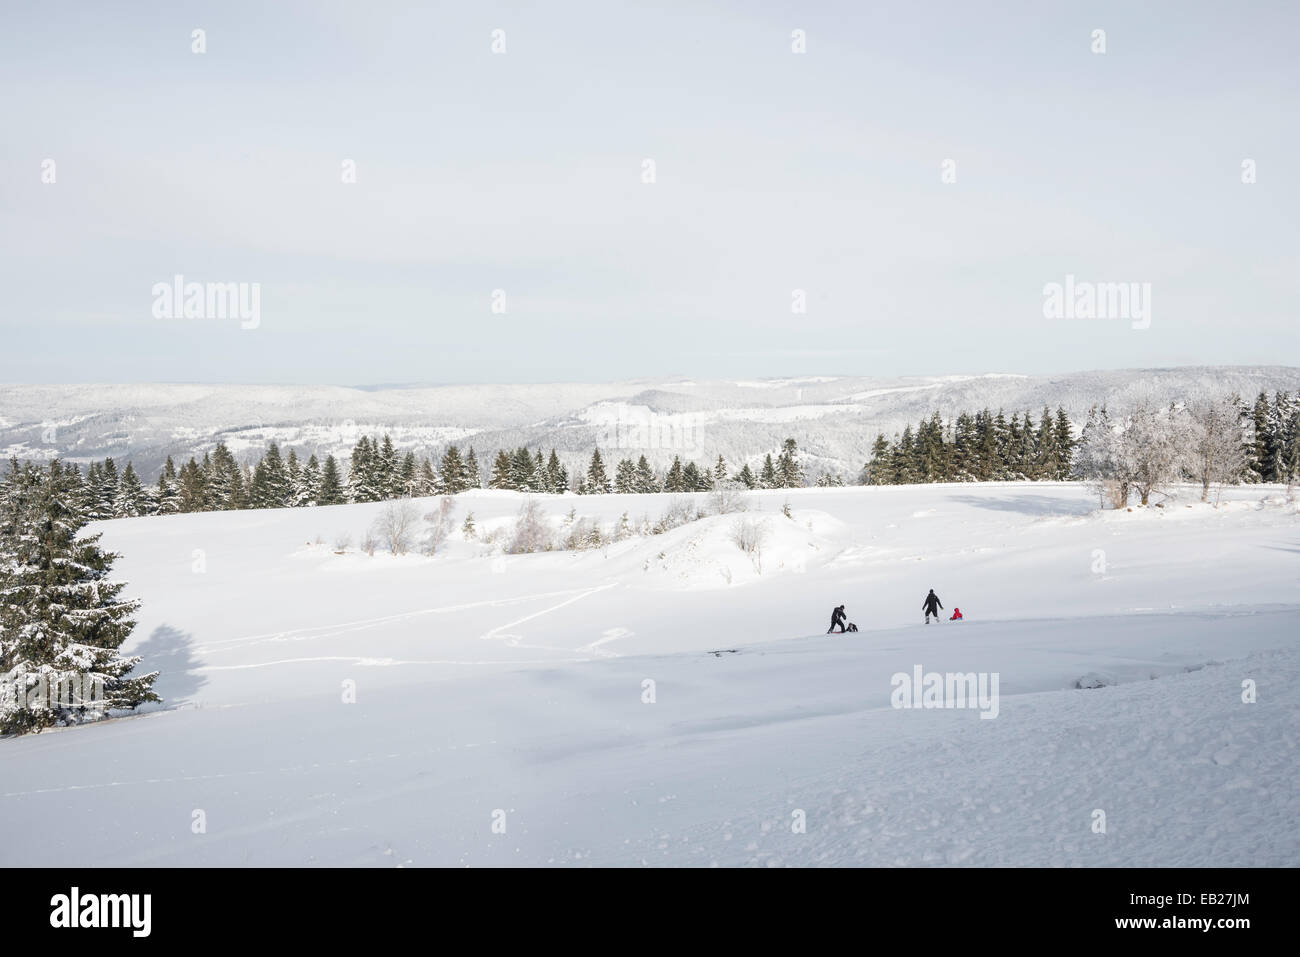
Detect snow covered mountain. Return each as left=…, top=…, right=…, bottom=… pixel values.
left=3, top=366, right=1299, bottom=479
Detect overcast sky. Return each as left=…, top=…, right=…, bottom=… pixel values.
left=1, top=0, right=1296, bottom=385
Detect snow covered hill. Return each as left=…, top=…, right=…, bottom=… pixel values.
left=1, top=482, right=1297, bottom=866
left=4, top=366, right=1299, bottom=478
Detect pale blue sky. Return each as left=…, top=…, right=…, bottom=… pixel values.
left=1, top=0, right=1296, bottom=384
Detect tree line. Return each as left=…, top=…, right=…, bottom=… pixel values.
left=11, top=390, right=1299, bottom=520
left=28, top=435, right=812, bottom=519
left=862, top=406, right=1076, bottom=484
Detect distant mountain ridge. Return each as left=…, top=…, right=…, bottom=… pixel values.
left=3, top=367, right=1298, bottom=480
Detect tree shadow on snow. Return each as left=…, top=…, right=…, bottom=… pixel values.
left=131, top=624, right=208, bottom=706
left=947, top=493, right=1092, bottom=517
left=1257, top=543, right=1300, bottom=556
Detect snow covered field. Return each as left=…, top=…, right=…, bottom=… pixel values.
left=2, top=482, right=1298, bottom=866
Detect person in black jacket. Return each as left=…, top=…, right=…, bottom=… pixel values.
left=827, top=604, right=847, bottom=634
left=922, top=589, right=942, bottom=624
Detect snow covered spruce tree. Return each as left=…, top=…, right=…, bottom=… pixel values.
left=0, top=460, right=158, bottom=734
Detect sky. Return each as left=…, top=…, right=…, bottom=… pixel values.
left=1, top=0, right=1297, bottom=385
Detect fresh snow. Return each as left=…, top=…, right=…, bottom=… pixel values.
left=1, top=482, right=1297, bottom=866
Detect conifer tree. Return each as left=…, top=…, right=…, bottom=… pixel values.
left=863, top=434, right=892, bottom=485
left=348, top=436, right=380, bottom=502
left=777, top=438, right=805, bottom=488
left=1053, top=406, right=1075, bottom=479
left=260, top=442, right=291, bottom=507
left=178, top=458, right=206, bottom=512
left=1247, top=392, right=1271, bottom=482
left=893, top=429, right=916, bottom=484
left=713, top=456, right=728, bottom=486
left=83, top=462, right=105, bottom=518
left=464, top=447, right=482, bottom=490
left=665, top=456, right=685, bottom=493
left=1035, top=405, right=1059, bottom=480
left=99, top=458, right=120, bottom=516
left=318, top=455, right=345, bottom=505
left=511, top=447, right=536, bottom=491
left=614, top=458, right=637, bottom=493
left=586, top=449, right=611, bottom=494
left=155, top=457, right=181, bottom=514
left=417, top=458, right=438, bottom=496
left=285, top=449, right=304, bottom=505
left=397, top=451, right=417, bottom=497
left=634, top=455, right=658, bottom=493
left=0, top=461, right=159, bottom=734
left=489, top=450, right=514, bottom=490
left=207, top=443, right=241, bottom=509
left=440, top=446, right=470, bottom=494
left=228, top=458, right=248, bottom=509
left=377, top=434, right=399, bottom=498
left=301, top=454, right=322, bottom=507
left=546, top=449, right=566, bottom=494
left=113, top=463, right=147, bottom=517
left=952, top=413, right=976, bottom=480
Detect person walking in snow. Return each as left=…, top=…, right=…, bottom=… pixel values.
left=922, top=589, right=943, bottom=624
left=827, top=604, right=847, bottom=634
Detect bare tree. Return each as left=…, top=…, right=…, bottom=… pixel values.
left=423, top=496, right=457, bottom=555
left=1119, top=403, right=1184, bottom=506
left=1186, top=396, right=1247, bottom=503
left=507, top=498, right=552, bottom=554
left=372, top=500, right=421, bottom=555
left=707, top=481, right=749, bottom=515
left=730, top=516, right=769, bottom=573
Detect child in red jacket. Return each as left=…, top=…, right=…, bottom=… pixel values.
left=949, top=607, right=963, bottom=621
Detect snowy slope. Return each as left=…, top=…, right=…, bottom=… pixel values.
left=4, top=366, right=1299, bottom=477
left=1, top=482, right=1297, bottom=866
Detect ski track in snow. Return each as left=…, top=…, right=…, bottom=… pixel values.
left=197, top=587, right=604, bottom=654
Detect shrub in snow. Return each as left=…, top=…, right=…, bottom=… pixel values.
left=730, top=516, right=769, bottom=573
left=422, top=497, right=456, bottom=555
left=1074, top=673, right=1113, bottom=689
left=707, top=483, right=749, bottom=515
left=652, top=498, right=696, bottom=534
left=372, top=500, right=421, bottom=555
left=507, top=499, right=551, bottom=554
left=564, top=517, right=604, bottom=551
